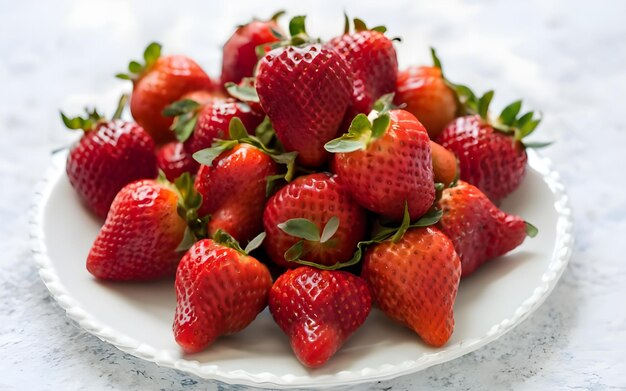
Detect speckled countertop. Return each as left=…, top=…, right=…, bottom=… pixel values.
left=1, top=0, right=625, bottom=390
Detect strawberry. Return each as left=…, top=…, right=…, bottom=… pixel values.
left=256, top=16, right=353, bottom=167
left=164, top=98, right=264, bottom=155
left=117, top=43, right=213, bottom=144
left=263, top=172, right=367, bottom=269
left=156, top=141, right=199, bottom=182
left=430, top=141, right=458, bottom=187
left=438, top=90, right=545, bottom=202
left=269, top=267, right=371, bottom=367
left=362, top=226, right=461, bottom=347
left=325, top=106, right=435, bottom=221
left=192, top=118, right=293, bottom=244
left=328, top=16, right=398, bottom=117
left=61, top=96, right=157, bottom=219
left=437, top=180, right=537, bottom=277
left=86, top=173, right=206, bottom=280
left=221, top=11, right=286, bottom=85
left=394, top=49, right=458, bottom=139
left=174, top=232, right=272, bottom=354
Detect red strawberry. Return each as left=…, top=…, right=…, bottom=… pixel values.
left=362, top=226, right=461, bottom=347
left=437, top=90, right=543, bottom=203
left=395, top=50, right=458, bottom=139
left=256, top=17, right=353, bottom=167
left=194, top=141, right=279, bottom=244
left=156, top=141, right=199, bottom=182
left=62, top=99, right=157, bottom=219
left=117, top=43, right=213, bottom=144
left=437, top=180, right=536, bottom=277
left=328, top=17, right=398, bottom=116
left=269, top=266, right=371, bottom=367
left=164, top=98, right=264, bottom=155
left=326, top=108, right=435, bottom=221
left=87, top=173, right=205, bottom=280
left=174, top=234, right=272, bottom=354
left=221, top=11, right=285, bottom=85
left=263, top=173, right=367, bottom=269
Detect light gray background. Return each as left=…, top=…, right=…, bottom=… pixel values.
left=1, top=0, right=625, bottom=390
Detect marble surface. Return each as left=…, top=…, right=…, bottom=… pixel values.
left=1, top=0, right=625, bottom=389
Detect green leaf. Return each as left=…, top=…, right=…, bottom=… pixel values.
left=477, top=90, right=494, bottom=120
left=143, top=42, right=162, bottom=68
left=371, top=113, right=390, bottom=138
left=523, top=141, right=553, bottom=149
left=128, top=61, right=143, bottom=74
left=324, top=114, right=371, bottom=153
left=284, top=240, right=305, bottom=262
left=162, top=99, right=200, bottom=117
left=225, top=80, right=260, bottom=103
left=518, top=116, right=542, bottom=138
left=343, top=12, right=350, bottom=34
left=244, top=232, right=266, bottom=253
left=371, top=25, right=387, bottom=33
left=266, top=174, right=285, bottom=196
left=213, top=229, right=245, bottom=253
left=390, top=202, right=411, bottom=243
left=525, top=221, right=538, bottom=238
left=255, top=117, right=276, bottom=146
left=115, top=73, right=132, bottom=80
left=271, top=151, right=297, bottom=182
left=499, top=100, right=522, bottom=126
left=270, top=10, right=286, bottom=22
left=229, top=117, right=249, bottom=140
left=410, top=209, right=443, bottom=227
left=173, top=114, right=198, bottom=143
left=60, top=112, right=89, bottom=130
left=372, top=93, right=395, bottom=113
left=430, top=47, right=443, bottom=70
left=353, top=18, right=367, bottom=32
left=193, top=140, right=238, bottom=166
left=320, top=216, right=340, bottom=243
left=277, top=218, right=321, bottom=241
left=176, top=227, right=197, bottom=252
left=112, top=94, right=129, bottom=120
left=289, top=15, right=307, bottom=36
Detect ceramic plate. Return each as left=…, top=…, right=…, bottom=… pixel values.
left=30, top=149, right=573, bottom=389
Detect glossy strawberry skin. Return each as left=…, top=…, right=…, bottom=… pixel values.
left=263, top=173, right=367, bottom=269
left=328, top=30, right=398, bottom=116
left=131, top=55, right=213, bottom=144
left=185, top=99, right=264, bottom=155
left=438, top=115, right=527, bottom=203
left=256, top=45, right=353, bottom=167
left=437, top=180, right=528, bottom=277
left=221, top=19, right=284, bottom=85
left=66, top=120, right=157, bottom=219
left=362, top=227, right=461, bottom=347
left=156, top=141, right=199, bottom=182
left=86, top=180, right=186, bottom=280
left=332, top=110, right=435, bottom=221
left=395, top=66, right=458, bottom=139
left=269, top=267, right=371, bottom=368
left=174, top=239, right=273, bottom=354
left=195, top=144, right=278, bottom=244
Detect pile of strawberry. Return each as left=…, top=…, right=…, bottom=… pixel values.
left=60, top=12, right=545, bottom=368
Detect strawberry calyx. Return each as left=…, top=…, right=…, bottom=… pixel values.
left=213, top=229, right=266, bottom=255
left=256, top=15, right=320, bottom=58
left=165, top=172, right=209, bottom=251
left=162, top=99, right=203, bottom=142
left=224, top=77, right=259, bottom=104
left=343, top=13, right=387, bottom=34
left=525, top=221, right=539, bottom=238
left=192, top=117, right=297, bottom=194
left=278, top=216, right=342, bottom=267
left=60, top=94, right=129, bottom=132
left=116, top=42, right=161, bottom=82
left=324, top=94, right=395, bottom=153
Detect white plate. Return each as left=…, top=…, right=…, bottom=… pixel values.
left=30, top=149, right=573, bottom=389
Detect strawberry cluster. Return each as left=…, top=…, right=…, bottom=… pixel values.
left=60, top=12, right=544, bottom=368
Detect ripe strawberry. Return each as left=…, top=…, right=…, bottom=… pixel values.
left=221, top=11, right=286, bottom=85
left=263, top=173, right=367, bottom=269
left=117, top=43, right=213, bottom=144
left=156, top=141, right=199, bottom=182
left=328, top=17, right=398, bottom=116
left=437, top=90, right=544, bottom=203
left=164, top=98, right=264, bottom=155
left=395, top=49, right=458, bottom=139
left=362, top=226, right=461, bottom=347
left=194, top=140, right=279, bottom=244
left=326, top=107, right=435, bottom=221
left=86, top=173, right=205, bottom=280
left=269, top=267, right=371, bottom=367
left=174, top=233, right=272, bottom=354
left=61, top=98, right=157, bottom=219
left=256, top=17, right=353, bottom=167
left=437, top=180, right=536, bottom=277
